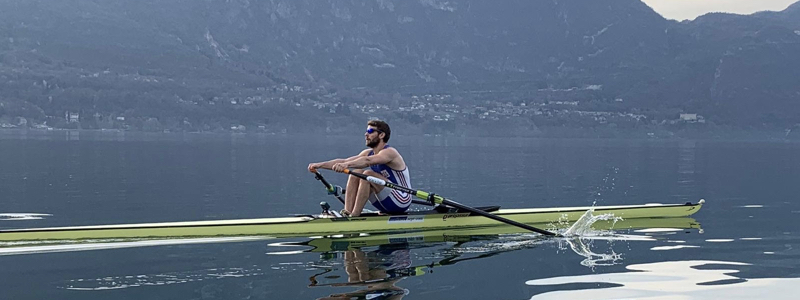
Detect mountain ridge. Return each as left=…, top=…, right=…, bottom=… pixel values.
left=1, top=0, right=798, bottom=131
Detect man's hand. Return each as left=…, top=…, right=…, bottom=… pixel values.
left=308, top=162, right=323, bottom=173
left=332, top=162, right=349, bottom=173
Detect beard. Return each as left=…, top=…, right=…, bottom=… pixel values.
left=366, top=136, right=381, bottom=148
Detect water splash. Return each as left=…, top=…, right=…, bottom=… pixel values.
left=562, top=207, right=623, bottom=237
left=430, top=208, right=629, bottom=268
left=555, top=207, right=626, bottom=268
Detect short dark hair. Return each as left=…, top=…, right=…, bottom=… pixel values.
left=367, top=119, right=391, bottom=142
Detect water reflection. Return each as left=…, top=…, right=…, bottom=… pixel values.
left=276, top=217, right=702, bottom=298
left=0, top=213, right=52, bottom=221
left=676, top=140, right=698, bottom=202
left=561, top=238, right=622, bottom=268
left=2, top=216, right=702, bottom=296
left=300, top=236, right=527, bottom=299
left=0, top=237, right=272, bottom=256
left=526, top=260, right=800, bottom=299
left=309, top=246, right=411, bottom=300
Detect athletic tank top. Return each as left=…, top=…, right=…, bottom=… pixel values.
left=368, top=145, right=412, bottom=189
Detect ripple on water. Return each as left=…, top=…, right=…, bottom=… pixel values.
left=0, top=237, right=272, bottom=256
left=0, top=213, right=52, bottom=221
left=62, top=266, right=268, bottom=291
left=635, top=228, right=685, bottom=233
left=651, top=245, right=700, bottom=251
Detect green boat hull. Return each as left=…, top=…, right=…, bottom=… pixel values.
left=0, top=200, right=704, bottom=242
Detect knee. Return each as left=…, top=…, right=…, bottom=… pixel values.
left=363, top=170, right=383, bottom=178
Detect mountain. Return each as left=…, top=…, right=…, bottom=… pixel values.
left=667, top=7, right=800, bottom=125
left=1, top=0, right=671, bottom=88
left=0, top=0, right=798, bottom=131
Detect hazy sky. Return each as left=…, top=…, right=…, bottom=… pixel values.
left=641, top=0, right=797, bottom=20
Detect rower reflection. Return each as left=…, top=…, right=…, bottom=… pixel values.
left=311, top=245, right=412, bottom=300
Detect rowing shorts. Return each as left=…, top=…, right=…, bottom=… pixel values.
left=369, top=187, right=412, bottom=214
left=366, top=161, right=412, bottom=214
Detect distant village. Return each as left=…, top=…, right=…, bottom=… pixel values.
left=0, top=83, right=707, bottom=134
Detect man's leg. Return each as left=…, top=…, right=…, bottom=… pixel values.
left=351, top=170, right=386, bottom=217
left=343, top=172, right=361, bottom=214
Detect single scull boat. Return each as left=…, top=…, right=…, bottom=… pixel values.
left=0, top=200, right=703, bottom=242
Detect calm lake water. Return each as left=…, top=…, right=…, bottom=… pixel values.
left=1, top=130, right=799, bottom=299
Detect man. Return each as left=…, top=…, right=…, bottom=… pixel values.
left=308, top=120, right=412, bottom=217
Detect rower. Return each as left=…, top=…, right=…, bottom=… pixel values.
left=308, top=120, right=413, bottom=217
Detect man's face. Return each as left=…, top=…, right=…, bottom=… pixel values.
left=365, top=126, right=382, bottom=147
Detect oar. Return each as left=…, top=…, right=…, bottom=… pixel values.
left=342, top=169, right=560, bottom=236
left=314, top=171, right=434, bottom=207
left=313, top=171, right=346, bottom=204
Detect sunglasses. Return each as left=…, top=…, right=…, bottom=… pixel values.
left=366, top=128, right=383, bottom=134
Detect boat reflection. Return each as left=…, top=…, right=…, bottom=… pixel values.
left=281, top=216, right=701, bottom=253
left=43, top=216, right=701, bottom=293
left=271, top=217, right=702, bottom=299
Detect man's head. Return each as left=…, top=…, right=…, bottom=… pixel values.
left=365, top=120, right=391, bottom=147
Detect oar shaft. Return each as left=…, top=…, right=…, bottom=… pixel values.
left=343, top=169, right=559, bottom=236
left=439, top=199, right=555, bottom=236
left=314, top=171, right=346, bottom=204
left=316, top=171, right=432, bottom=207
left=359, top=175, right=436, bottom=207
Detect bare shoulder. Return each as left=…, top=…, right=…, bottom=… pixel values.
left=385, top=147, right=406, bottom=169
left=383, top=147, right=402, bottom=157
left=358, top=148, right=372, bottom=156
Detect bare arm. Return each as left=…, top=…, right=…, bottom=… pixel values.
left=308, top=149, right=371, bottom=172
left=335, top=148, right=399, bottom=170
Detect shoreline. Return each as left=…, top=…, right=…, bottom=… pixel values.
left=1, top=126, right=798, bottom=142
